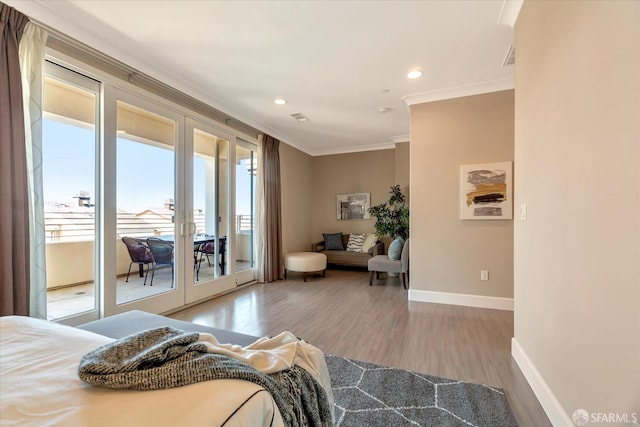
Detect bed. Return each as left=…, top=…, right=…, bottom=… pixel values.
left=0, top=311, right=333, bottom=427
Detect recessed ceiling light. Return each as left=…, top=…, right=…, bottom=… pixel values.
left=407, top=69, right=423, bottom=79
left=274, top=98, right=287, bottom=105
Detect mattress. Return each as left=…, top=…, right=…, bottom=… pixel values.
left=1, top=315, right=308, bottom=427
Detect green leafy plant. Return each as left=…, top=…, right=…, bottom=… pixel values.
left=368, top=185, right=409, bottom=240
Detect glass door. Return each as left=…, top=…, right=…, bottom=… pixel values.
left=235, top=140, right=257, bottom=285
left=42, top=62, right=100, bottom=324
left=103, top=89, right=184, bottom=316
left=185, top=118, right=235, bottom=303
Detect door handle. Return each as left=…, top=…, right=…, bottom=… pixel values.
left=180, top=223, right=196, bottom=237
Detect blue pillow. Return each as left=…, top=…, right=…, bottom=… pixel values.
left=388, top=237, right=405, bottom=260
left=323, top=233, right=344, bottom=250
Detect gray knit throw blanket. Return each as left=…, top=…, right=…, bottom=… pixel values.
left=78, top=327, right=333, bottom=427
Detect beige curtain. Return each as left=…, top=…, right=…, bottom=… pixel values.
left=0, top=2, right=30, bottom=316
left=261, top=135, right=283, bottom=282
left=20, top=22, right=48, bottom=319
left=255, top=135, right=266, bottom=282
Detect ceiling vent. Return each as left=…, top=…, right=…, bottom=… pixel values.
left=290, top=112, right=309, bottom=122
left=503, top=45, right=515, bottom=67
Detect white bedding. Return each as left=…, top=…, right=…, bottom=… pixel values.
left=0, top=316, right=286, bottom=427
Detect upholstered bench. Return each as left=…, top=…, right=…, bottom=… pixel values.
left=311, top=233, right=384, bottom=268
left=284, top=252, right=327, bottom=282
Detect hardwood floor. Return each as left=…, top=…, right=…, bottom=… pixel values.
left=170, top=268, right=550, bottom=426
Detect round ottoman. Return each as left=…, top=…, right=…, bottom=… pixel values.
left=284, top=252, right=327, bottom=282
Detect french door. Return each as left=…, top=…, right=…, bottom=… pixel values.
left=43, top=61, right=257, bottom=324
left=105, top=91, right=243, bottom=315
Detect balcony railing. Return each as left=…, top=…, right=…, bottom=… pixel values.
left=45, top=209, right=252, bottom=243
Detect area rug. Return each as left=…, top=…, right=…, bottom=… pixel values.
left=325, top=354, right=518, bottom=427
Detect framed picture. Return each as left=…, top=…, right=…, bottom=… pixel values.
left=460, top=162, right=512, bottom=220
left=337, top=192, right=371, bottom=220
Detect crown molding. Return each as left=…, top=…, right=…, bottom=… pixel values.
left=402, top=78, right=514, bottom=106
left=391, top=135, right=410, bottom=144
left=498, top=0, right=524, bottom=28
left=310, top=142, right=395, bottom=157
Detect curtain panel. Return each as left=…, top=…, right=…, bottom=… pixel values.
left=255, top=136, right=266, bottom=282
left=261, top=135, right=283, bottom=282
left=19, top=22, right=48, bottom=319
left=0, top=2, right=30, bottom=316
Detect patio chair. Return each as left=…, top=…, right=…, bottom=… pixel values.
left=146, top=237, right=174, bottom=287
left=196, top=237, right=226, bottom=280
left=122, top=237, right=153, bottom=285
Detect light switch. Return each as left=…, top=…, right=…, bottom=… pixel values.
left=519, top=203, right=527, bottom=220
left=481, top=270, right=489, bottom=281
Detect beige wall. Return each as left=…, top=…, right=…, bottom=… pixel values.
left=514, top=1, right=640, bottom=423
left=280, top=142, right=314, bottom=254
left=46, top=240, right=136, bottom=288
left=395, top=142, right=410, bottom=200
left=409, top=90, right=514, bottom=298
left=48, top=141, right=396, bottom=286
left=310, top=150, right=396, bottom=245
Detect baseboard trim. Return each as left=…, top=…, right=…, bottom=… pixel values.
left=408, top=290, right=514, bottom=311
left=511, top=338, right=573, bottom=426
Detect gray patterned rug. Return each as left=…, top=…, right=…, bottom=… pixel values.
left=325, top=354, right=518, bottom=427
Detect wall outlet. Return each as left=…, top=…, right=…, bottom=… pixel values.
left=481, top=270, right=489, bottom=281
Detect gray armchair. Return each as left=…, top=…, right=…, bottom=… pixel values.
left=368, top=238, right=410, bottom=289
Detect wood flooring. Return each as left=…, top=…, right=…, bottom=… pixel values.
left=170, top=268, right=550, bottom=426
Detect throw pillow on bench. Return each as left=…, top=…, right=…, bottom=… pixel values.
left=322, top=232, right=344, bottom=250
left=346, top=233, right=366, bottom=252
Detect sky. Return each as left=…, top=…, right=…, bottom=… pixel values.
left=43, top=119, right=253, bottom=216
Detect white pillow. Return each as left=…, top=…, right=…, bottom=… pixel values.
left=361, top=233, right=378, bottom=253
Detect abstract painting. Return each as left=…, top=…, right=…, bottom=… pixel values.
left=460, top=162, right=512, bottom=220
left=337, top=192, right=371, bottom=220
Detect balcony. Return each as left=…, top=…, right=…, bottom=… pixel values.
left=45, top=204, right=253, bottom=320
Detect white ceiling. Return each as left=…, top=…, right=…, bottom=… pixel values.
left=10, top=0, right=516, bottom=156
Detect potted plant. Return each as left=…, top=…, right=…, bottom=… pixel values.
left=368, top=185, right=409, bottom=260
